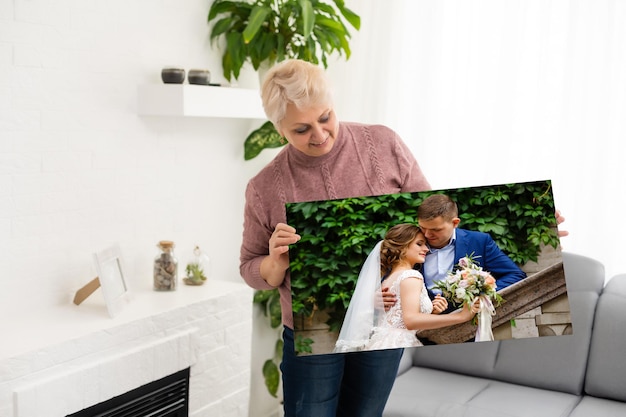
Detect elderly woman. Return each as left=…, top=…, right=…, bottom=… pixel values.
left=239, top=59, right=431, bottom=417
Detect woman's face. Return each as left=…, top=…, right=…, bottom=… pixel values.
left=278, top=102, right=339, bottom=157
left=405, top=232, right=430, bottom=265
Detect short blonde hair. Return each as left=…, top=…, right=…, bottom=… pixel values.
left=261, top=59, right=334, bottom=129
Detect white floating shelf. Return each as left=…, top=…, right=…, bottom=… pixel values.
left=137, top=84, right=266, bottom=119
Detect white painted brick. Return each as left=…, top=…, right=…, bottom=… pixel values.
left=41, top=151, right=92, bottom=173
left=0, top=0, right=14, bottom=23
left=0, top=20, right=43, bottom=45
left=0, top=110, right=40, bottom=132
left=0, top=218, right=9, bottom=242
left=13, top=44, right=42, bottom=68
left=0, top=131, right=10, bottom=152
left=14, top=0, right=69, bottom=27
left=11, top=212, right=65, bottom=238
left=12, top=173, right=68, bottom=195
left=0, top=153, right=41, bottom=175
left=0, top=196, right=13, bottom=217
left=12, top=131, right=67, bottom=152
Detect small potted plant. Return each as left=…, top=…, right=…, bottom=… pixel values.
left=183, top=246, right=210, bottom=286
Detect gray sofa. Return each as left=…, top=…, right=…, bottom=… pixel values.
left=384, top=252, right=626, bottom=417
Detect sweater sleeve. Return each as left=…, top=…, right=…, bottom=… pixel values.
left=239, top=180, right=277, bottom=291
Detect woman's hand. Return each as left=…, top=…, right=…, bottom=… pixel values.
left=269, top=223, right=300, bottom=259
left=556, top=210, right=569, bottom=237
left=470, top=297, right=481, bottom=313
left=260, top=223, right=301, bottom=287
left=459, top=298, right=481, bottom=321
left=431, top=295, right=448, bottom=314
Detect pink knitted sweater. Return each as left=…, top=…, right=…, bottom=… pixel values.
left=240, top=122, right=431, bottom=329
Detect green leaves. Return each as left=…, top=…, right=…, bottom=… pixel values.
left=244, top=121, right=284, bottom=160
left=299, top=0, right=315, bottom=39
left=262, top=337, right=283, bottom=397
left=207, top=0, right=361, bottom=81
left=243, top=6, right=271, bottom=43
left=286, top=180, right=560, bottom=332
left=254, top=288, right=282, bottom=328
left=255, top=290, right=283, bottom=396
left=262, top=359, right=279, bottom=397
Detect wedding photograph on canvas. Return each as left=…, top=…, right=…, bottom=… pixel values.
left=286, top=180, right=570, bottom=356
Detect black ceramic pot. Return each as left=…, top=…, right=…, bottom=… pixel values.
left=188, top=69, right=211, bottom=85
left=161, top=67, right=185, bottom=84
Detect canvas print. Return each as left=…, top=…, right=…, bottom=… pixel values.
left=286, top=180, right=570, bottom=356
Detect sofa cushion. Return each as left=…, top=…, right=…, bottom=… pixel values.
left=383, top=367, right=581, bottom=417
left=491, top=290, right=598, bottom=395
left=559, top=252, right=605, bottom=293
left=569, top=395, right=626, bottom=417
left=584, top=273, right=626, bottom=402
left=461, top=379, right=581, bottom=417
left=488, top=252, right=604, bottom=395
left=383, top=367, right=492, bottom=417
left=410, top=340, right=500, bottom=379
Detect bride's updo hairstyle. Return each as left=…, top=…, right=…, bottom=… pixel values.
left=261, top=59, right=334, bottom=131
left=380, top=223, right=423, bottom=277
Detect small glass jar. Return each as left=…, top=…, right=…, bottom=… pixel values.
left=183, top=245, right=211, bottom=286
left=153, top=240, right=178, bottom=291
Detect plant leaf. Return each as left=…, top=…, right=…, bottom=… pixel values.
left=274, top=338, right=284, bottom=361
left=298, top=0, right=315, bottom=39
left=208, top=0, right=238, bottom=21
left=209, top=17, right=234, bottom=39
left=262, top=359, right=280, bottom=398
left=332, top=0, right=361, bottom=30
left=244, top=121, right=285, bottom=160
left=243, top=5, right=270, bottom=43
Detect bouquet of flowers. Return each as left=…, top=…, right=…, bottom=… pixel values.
left=433, top=255, right=504, bottom=341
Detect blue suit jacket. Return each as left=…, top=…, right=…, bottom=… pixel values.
left=421, top=228, right=527, bottom=301
left=453, top=228, right=527, bottom=291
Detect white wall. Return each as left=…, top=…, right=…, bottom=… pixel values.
left=0, top=0, right=254, bottom=309
left=0, top=1, right=283, bottom=415
left=0, top=1, right=279, bottom=415
left=328, top=0, right=626, bottom=282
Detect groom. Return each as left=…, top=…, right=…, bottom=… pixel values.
left=382, top=193, right=527, bottom=316
left=417, top=193, right=526, bottom=310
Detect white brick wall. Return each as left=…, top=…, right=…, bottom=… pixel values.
left=0, top=1, right=277, bottom=416
left=0, top=0, right=270, bottom=312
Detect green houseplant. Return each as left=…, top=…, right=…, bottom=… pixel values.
left=207, top=0, right=361, bottom=160
left=207, top=0, right=360, bottom=81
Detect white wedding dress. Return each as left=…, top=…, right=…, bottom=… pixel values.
left=334, top=242, right=434, bottom=353
left=365, top=269, right=433, bottom=350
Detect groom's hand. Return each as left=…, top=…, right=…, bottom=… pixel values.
left=431, top=295, right=448, bottom=314
left=381, top=287, right=396, bottom=311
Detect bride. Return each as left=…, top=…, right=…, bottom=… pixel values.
left=334, top=223, right=479, bottom=352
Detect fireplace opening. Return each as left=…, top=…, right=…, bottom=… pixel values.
left=66, top=367, right=190, bottom=417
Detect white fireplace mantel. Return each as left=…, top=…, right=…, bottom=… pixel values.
left=0, top=279, right=253, bottom=417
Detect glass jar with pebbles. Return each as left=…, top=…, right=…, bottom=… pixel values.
left=153, top=240, right=178, bottom=291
